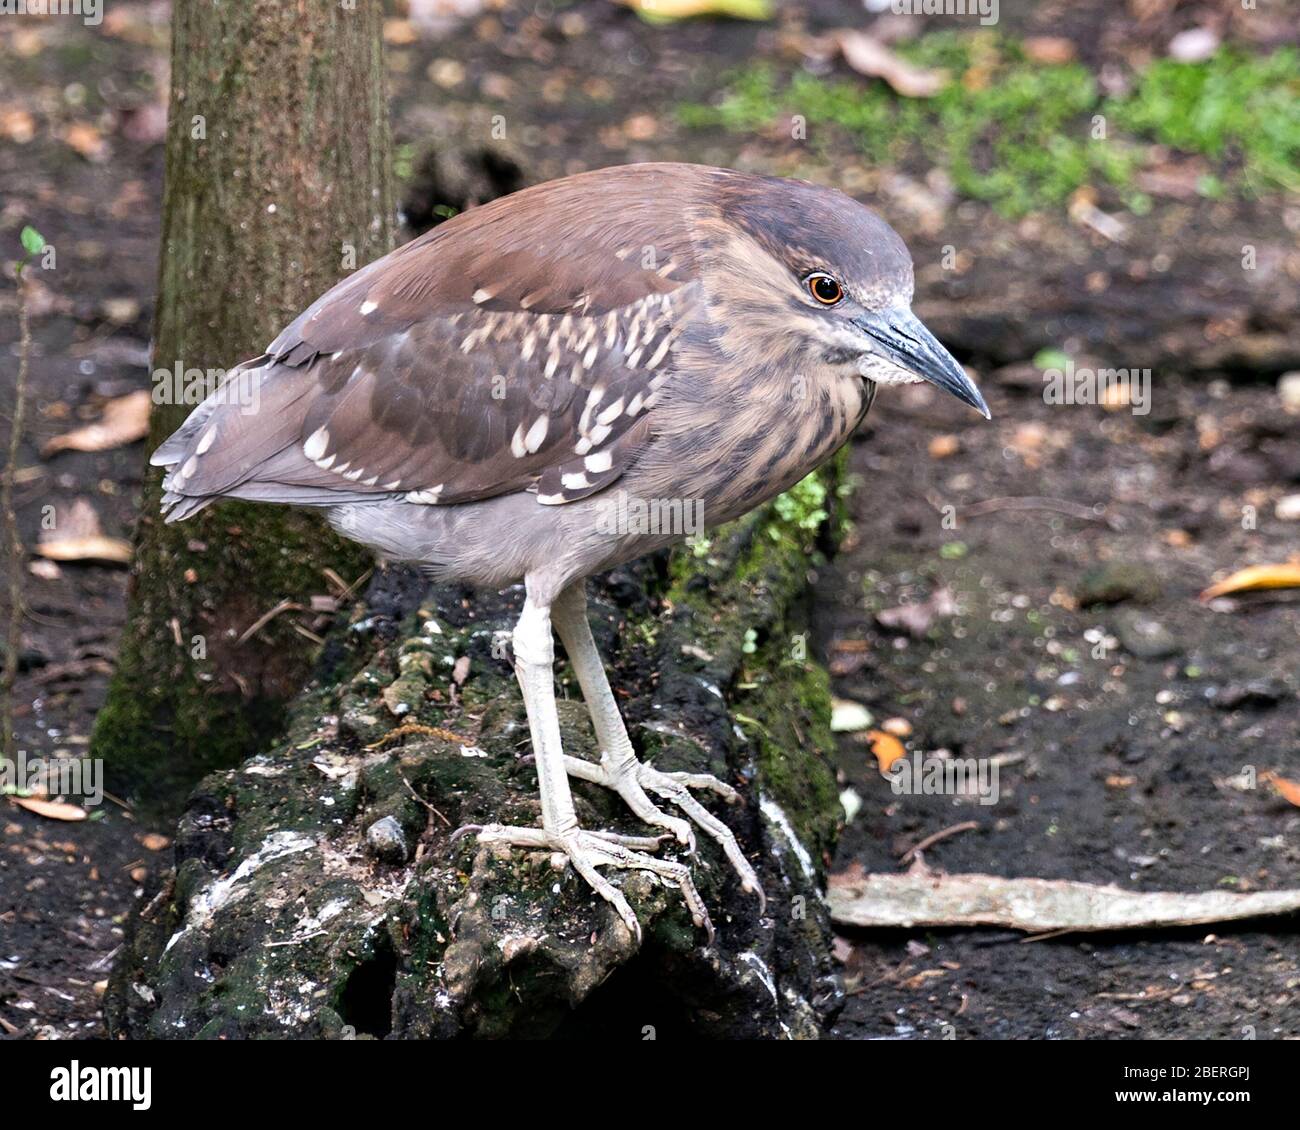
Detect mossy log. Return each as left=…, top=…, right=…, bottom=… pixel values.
left=106, top=469, right=848, bottom=1039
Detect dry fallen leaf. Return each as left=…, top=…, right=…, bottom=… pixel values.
left=1272, top=776, right=1300, bottom=807
left=36, top=498, right=133, bottom=565
left=1023, top=36, right=1077, bottom=64
left=139, top=832, right=171, bottom=851
left=837, top=30, right=947, bottom=97
left=36, top=536, right=133, bottom=564
left=63, top=121, right=109, bottom=162
left=928, top=434, right=960, bottom=459
left=876, top=587, right=958, bottom=637
left=382, top=17, right=419, bottom=44
left=9, top=796, right=88, bottom=821
left=1199, top=563, right=1300, bottom=602
left=0, top=108, right=37, bottom=144
left=42, top=389, right=151, bottom=456
left=865, top=729, right=906, bottom=773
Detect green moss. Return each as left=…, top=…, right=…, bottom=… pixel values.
left=1106, top=48, right=1300, bottom=194
left=681, top=35, right=1299, bottom=214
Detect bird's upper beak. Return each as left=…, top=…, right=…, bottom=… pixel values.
left=852, top=307, right=991, bottom=419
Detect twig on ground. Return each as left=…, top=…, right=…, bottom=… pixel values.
left=829, top=870, right=1300, bottom=935
left=898, top=820, right=979, bottom=864
left=959, top=495, right=1118, bottom=528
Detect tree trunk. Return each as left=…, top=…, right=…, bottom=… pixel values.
left=92, top=0, right=393, bottom=812
left=105, top=465, right=849, bottom=1039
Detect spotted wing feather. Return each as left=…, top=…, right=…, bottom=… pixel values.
left=153, top=163, right=708, bottom=519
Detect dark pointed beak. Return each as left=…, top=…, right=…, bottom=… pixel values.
left=852, top=307, right=991, bottom=419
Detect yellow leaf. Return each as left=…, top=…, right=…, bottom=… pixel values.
left=1273, top=776, right=1300, bottom=808
left=617, top=0, right=773, bottom=24
left=866, top=729, right=906, bottom=773
left=1199, top=563, right=1300, bottom=602
left=10, top=796, right=87, bottom=821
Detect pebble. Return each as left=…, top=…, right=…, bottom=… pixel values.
left=1279, top=371, right=1300, bottom=414
left=364, top=815, right=409, bottom=865
left=1275, top=494, right=1300, bottom=521
left=831, top=699, right=874, bottom=732
left=1116, top=611, right=1180, bottom=660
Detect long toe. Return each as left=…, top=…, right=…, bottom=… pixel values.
left=639, top=765, right=766, bottom=914
left=579, top=832, right=715, bottom=945
left=451, top=823, right=714, bottom=944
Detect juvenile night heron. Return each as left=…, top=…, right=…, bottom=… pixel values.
left=154, top=163, right=988, bottom=943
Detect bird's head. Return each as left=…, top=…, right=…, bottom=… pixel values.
left=709, top=172, right=990, bottom=418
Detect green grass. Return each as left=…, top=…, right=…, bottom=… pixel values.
left=679, top=34, right=1300, bottom=216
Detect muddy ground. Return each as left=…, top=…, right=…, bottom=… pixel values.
left=2, top=0, right=1297, bottom=1039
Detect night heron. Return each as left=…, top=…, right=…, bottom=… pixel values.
left=153, top=163, right=989, bottom=943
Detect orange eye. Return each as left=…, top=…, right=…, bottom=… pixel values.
left=807, top=273, right=843, bottom=305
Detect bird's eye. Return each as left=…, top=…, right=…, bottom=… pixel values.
left=807, top=273, right=843, bottom=306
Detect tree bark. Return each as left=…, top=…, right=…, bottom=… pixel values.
left=92, top=0, right=393, bottom=812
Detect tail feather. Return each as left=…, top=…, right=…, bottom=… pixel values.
left=154, top=357, right=403, bottom=522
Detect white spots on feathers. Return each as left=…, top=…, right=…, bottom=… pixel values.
left=646, top=335, right=673, bottom=369
left=196, top=426, right=217, bottom=455
left=524, top=415, right=549, bottom=454
left=360, top=300, right=378, bottom=316
left=584, top=450, right=612, bottom=473
left=561, top=471, right=590, bottom=490
left=406, top=484, right=444, bottom=504
left=512, top=415, right=553, bottom=459
left=304, top=426, right=330, bottom=462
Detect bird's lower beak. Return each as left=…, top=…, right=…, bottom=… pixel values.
left=852, top=307, right=991, bottom=419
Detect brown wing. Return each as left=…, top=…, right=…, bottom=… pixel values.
left=154, top=163, right=712, bottom=516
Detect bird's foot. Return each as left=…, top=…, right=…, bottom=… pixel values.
left=451, top=822, right=713, bottom=945
left=563, top=755, right=766, bottom=914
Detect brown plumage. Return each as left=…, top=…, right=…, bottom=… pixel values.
left=154, top=163, right=988, bottom=944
